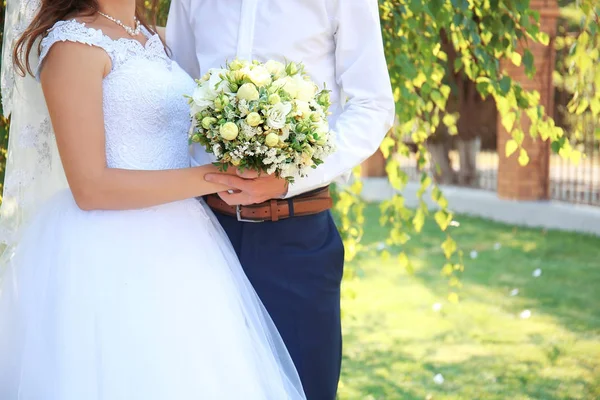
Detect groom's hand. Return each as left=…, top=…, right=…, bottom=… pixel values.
left=205, top=170, right=288, bottom=205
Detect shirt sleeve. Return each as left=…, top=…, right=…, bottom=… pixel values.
left=285, top=0, right=395, bottom=198
left=166, top=0, right=201, bottom=79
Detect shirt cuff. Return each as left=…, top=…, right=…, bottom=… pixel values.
left=283, top=171, right=349, bottom=199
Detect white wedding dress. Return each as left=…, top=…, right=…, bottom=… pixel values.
left=0, top=20, right=305, bottom=400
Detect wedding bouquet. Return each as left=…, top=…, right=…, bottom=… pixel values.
left=188, top=59, right=335, bottom=183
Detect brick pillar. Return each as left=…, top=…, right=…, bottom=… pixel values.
left=497, top=0, right=559, bottom=201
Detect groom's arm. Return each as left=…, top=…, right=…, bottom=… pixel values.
left=207, top=0, right=395, bottom=204
left=284, top=0, right=395, bottom=197
left=166, top=0, right=200, bottom=79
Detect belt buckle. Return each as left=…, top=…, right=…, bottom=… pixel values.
left=236, top=205, right=264, bottom=223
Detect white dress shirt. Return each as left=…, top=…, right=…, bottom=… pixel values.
left=166, top=0, right=395, bottom=198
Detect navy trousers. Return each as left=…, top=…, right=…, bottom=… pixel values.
left=215, top=209, right=344, bottom=400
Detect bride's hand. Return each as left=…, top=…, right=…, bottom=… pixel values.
left=204, top=169, right=289, bottom=205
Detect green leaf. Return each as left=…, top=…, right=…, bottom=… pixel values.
left=501, top=112, right=517, bottom=132
left=518, top=148, right=530, bottom=166
left=435, top=210, right=453, bottom=231
left=413, top=208, right=426, bottom=233
left=537, top=32, right=550, bottom=46
left=499, top=76, right=511, bottom=96
left=386, top=159, right=407, bottom=190
left=380, top=136, right=395, bottom=159
left=551, top=137, right=566, bottom=153
left=505, top=139, right=518, bottom=157
left=441, top=236, right=457, bottom=259
left=510, top=52, right=522, bottom=66
left=430, top=90, right=447, bottom=110
left=513, top=128, right=525, bottom=145
left=523, top=49, right=535, bottom=77
left=441, top=263, right=454, bottom=277
left=432, top=186, right=449, bottom=209
left=390, top=229, right=411, bottom=245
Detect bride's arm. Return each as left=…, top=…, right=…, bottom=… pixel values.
left=155, top=26, right=166, bottom=42
left=41, top=41, right=230, bottom=211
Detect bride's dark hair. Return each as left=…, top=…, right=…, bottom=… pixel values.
left=13, top=0, right=160, bottom=77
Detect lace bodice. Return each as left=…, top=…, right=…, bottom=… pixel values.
left=38, top=20, right=195, bottom=170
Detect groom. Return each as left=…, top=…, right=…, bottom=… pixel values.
left=167, top=1, right=394, bottom=398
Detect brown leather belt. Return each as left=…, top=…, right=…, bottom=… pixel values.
left=206, top=186, right=333, bottom=222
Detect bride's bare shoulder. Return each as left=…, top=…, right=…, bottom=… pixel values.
left=39, top=18, right=112, bottom=81
left=40, top=38, right=109, bottom=83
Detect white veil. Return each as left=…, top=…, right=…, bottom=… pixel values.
left=0, top=0, right=67, bottom=259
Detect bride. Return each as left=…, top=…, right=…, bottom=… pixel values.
left=0, top=0, right=306, bottom=398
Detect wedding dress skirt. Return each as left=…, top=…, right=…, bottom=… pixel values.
left=0, top=190, right=304, bottom=399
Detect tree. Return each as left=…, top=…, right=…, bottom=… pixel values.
left=338, top=0, right=597, bottom=301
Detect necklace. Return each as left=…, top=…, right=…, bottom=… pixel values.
left=97, top=11, right=141, bottom=37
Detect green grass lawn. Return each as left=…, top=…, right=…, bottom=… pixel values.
left=339, top=205, right=600, bottom=400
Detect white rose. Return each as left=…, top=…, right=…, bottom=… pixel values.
left=191, top=86, right=214, bottom=115
left=272, top=77, right=299, bottom=98
left=193, top=84, right=216, bottom=102
left=296, top=79, right=318, bottom=101
left=264, top=60, right=286, bottom=77
left=266, top=102, right=293, bottom=129
left=294, top=100, right=311, bottom=116
left=220, top=122, right=239, bottom=141
left=239, top=66, right=252, bottom=79
left=237, top=83, right=260, bottom=101
left=271, top=77, right=287, bottom=90
left=190, top=102, right=206, bottom=116
left=247, top=65, right=272, bottom=87
left=316, top=120, right=330, bottom=135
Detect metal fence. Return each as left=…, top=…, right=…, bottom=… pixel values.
left=397, top=131, right=600, bottom=207
left=397, top=148, right=499, bottom=191
left=549, top=114, right=600, bottom=206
